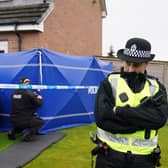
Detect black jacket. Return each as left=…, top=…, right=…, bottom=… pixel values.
left=11, top=89, right=42, bottom=123
left=94, top=68, right=168, bottom=134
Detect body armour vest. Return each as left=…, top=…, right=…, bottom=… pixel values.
left=97, top=74, right=159, bottom=155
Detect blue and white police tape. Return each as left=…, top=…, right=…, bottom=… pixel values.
left=0, top=83, right=98, bottom=91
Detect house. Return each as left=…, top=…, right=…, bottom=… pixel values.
left=0, top=0, right=107, bottom=56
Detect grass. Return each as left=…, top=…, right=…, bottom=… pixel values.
left=158, top=125, right=168, bottom=167
left=0, top=124, right=168, bottom=168
left=23, top=124, right=97, bottom=168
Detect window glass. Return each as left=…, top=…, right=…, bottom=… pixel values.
left=0, top=41, right=8, bottom=53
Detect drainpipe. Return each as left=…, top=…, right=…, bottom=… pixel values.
left=14, top=24, right=22, bottom=51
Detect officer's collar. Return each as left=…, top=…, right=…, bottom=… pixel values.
left=120, top=67, right=147, bottom=81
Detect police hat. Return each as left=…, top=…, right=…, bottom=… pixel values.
left=117, top=38, right=155, bottom=63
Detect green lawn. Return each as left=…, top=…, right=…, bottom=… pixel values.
left=0, top=124, right=168, bottom=168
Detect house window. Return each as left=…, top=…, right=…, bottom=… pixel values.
left=0, top=41, right=8, bottom=53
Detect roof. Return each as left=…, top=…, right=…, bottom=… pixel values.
left=0, top=3, right=50, bottom=26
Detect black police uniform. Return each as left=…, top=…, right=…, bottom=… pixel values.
left=8, top=89, right=44, bottom=141
left=94, top=68, right=168, bottom=168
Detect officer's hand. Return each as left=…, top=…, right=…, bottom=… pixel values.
left=37, top=95, right=42, bottom=100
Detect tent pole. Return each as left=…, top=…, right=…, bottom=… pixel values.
left=37, top=51, right=43, bottom=86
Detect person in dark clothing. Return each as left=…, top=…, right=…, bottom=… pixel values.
left=8, top=77, right=44, bottom=142
left=93, top=38, right=168, bottom=168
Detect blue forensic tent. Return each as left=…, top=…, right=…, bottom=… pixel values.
left=0, top=49, right=113, bottom=133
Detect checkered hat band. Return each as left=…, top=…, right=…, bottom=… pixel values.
left=123, top=48, right=151, bottom=58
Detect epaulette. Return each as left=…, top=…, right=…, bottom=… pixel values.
left=147, top=74, right=158, bottom=81
left=107, top=71, right=120, bottom=77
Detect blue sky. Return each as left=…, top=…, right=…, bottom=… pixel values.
left=103, top=0, right=168, bottom=61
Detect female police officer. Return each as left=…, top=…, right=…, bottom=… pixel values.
left=94, top=38, right=168, bottom=168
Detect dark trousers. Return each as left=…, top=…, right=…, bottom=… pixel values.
left=11, top=117, right=44, bottom=136
left=95, top=148, right=155, bottom=168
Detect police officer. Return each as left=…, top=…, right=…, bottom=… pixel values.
left=94, top=38, right=168, bottom=168
left=8, top=77, right=44, bottom=142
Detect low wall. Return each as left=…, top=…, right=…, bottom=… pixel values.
left=97, top=56, right=168, bottom=92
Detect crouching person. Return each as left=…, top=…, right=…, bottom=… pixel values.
left=8, top=77, right=44, bottom=142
